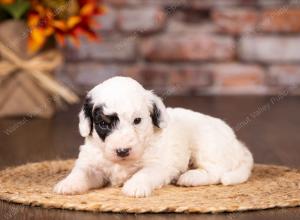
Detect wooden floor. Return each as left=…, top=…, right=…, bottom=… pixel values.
left=0, top=96, right=299, bottom=220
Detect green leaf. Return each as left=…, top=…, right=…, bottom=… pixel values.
left=0, top=0, right=30, bottom=19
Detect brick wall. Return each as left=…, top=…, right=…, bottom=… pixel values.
left=58, top=0, right=300, bottom=95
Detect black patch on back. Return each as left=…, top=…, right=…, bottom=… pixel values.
left=83, top=97, right=94, bottom=135
left=151, top=103, right=160, bottom=128
left=93, top=106, right=119, bottom=141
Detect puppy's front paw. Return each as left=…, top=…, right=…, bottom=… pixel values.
left=53, top=176, right=89, bottom=195
left=122, top=178, right=152, bottom=197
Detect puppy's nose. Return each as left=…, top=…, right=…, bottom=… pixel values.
left=116, top=148, right=131, bottom=158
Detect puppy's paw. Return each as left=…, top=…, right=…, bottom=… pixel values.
left=53, top=176, right=89, bottom=195
left=177, top=170, right=200, bottom=186
left=177, top=169, right=219, bottom=186
left=122, top=178, right=152, bottom=197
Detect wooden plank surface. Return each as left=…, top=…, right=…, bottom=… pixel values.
left=0, top=96, right=299, bottom=220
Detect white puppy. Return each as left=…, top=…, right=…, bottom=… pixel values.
left=54, top=77, right=253, bottom=197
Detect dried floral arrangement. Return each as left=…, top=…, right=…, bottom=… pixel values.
left=0, top=0, right=105, bottom=118
left=0, top=0, right=105, bottom=52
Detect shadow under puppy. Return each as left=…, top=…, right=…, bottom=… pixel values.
left=54, top=77, right=253, bottom=197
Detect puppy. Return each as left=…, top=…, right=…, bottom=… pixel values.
left=54, top=77, right=253, bottom=197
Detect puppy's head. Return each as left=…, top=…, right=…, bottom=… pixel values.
left=78, top=77, right=168, bottom=163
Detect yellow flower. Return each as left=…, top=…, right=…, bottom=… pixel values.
left=27, top=0, right=105, bottom=52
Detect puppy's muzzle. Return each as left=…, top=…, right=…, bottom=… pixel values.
left=116, top=148, right=131, bottom=158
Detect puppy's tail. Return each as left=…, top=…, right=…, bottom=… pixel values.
left=221, top=141, right=254, bottom=185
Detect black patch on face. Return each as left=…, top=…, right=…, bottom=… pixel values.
left=151, top=103, right=160, bottom=128
left=93, top=106, right=119, bottom=141
left=83, top=97, right=94, bottom=135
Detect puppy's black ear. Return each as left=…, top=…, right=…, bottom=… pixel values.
left=147, top=91, right=169, bottom=128
left=79, top=96, right=94, bottom=137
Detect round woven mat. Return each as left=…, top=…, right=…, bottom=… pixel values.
left=0, top=160, right=300, bottom=213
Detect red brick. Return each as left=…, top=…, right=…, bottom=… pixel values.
left=59, top=63, right=134, bottom=93
left=259, top=9, right=300, bottom=33
left=63, top=63, right=118, bottom=82
left=123, top=64, right=212, bottom=95
left=104, top=0, right=139, bottom=7
left=268, top=65, right=300, bottom=86
left=58, top=0, right=300, bottom=96
left=97, top=6, right=116, bottom=32
left=190, top=0, right=257, bottom=9
left=212, top=8, right=258, bottom=34
left=140, top=33, right=235, bottom=61
left=239, top=36, right=300, bottom=63
left=142, top=0, right=187, bottom=7
left=257, top=0, right=296, bottom=8
left=209, top=63, right=267, bottom=94
left=65, top=34, right=137, bottom=61
left=211, top=63, right=264, bottom=86
left=118, top=7, right=166, bottom=33
left=60, top=63, right=213, bottom=96
left=167, top=20, right=218, bottom=33
left=106, top=0, right=187, bottom=7
left=207, top=85, right=269, bottom=95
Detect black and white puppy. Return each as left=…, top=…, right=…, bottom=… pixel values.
left=54, top=77, right=253, bottom=197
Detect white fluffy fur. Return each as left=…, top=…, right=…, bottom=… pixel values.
left=54, top=77, right=253, bottom=197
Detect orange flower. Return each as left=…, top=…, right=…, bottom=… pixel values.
left=0, top=0, right=15, bottom=4
left=27, top=0, right=105, bottom=52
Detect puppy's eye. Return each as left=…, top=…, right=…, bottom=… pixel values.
left=99, top=120, right=110, bottom=129
left=133, top=118, right=142, bottom=125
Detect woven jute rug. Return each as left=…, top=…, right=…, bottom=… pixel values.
left=0, top=160, right=300, bottom=213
